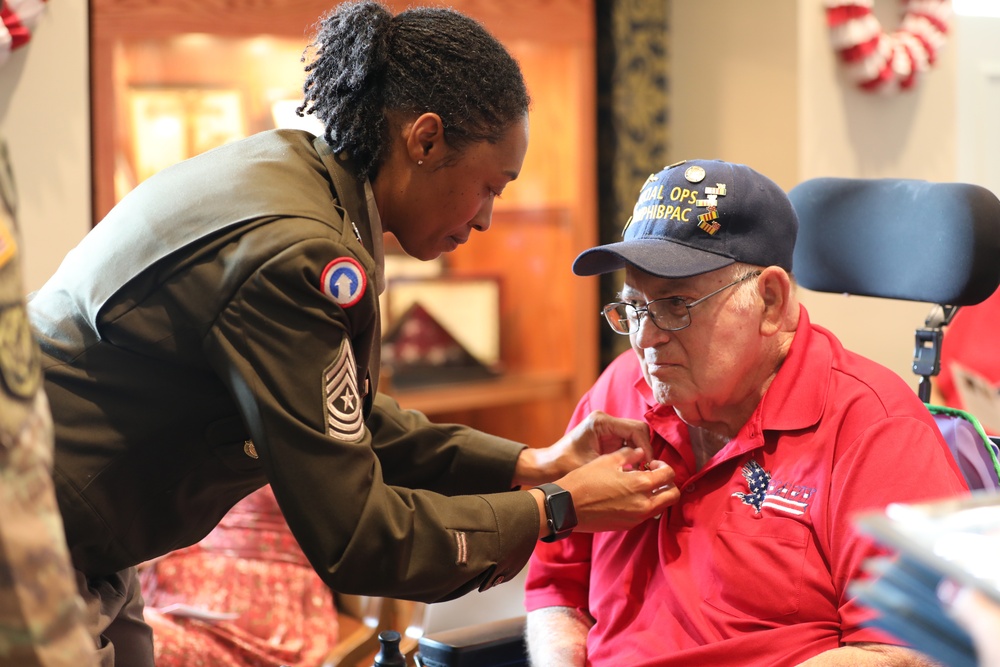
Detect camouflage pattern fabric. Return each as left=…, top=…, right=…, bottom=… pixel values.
left=0, top=138, right=95, bottom=666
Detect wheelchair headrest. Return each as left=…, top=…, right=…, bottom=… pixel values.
left=788, top=177, right=1000, bottom=305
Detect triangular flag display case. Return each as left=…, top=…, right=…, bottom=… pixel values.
left=382, top=302, right=498, bottom=390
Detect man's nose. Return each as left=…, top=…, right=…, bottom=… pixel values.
left=633, top=309, right=670, bottom=347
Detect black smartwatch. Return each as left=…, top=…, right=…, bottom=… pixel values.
left=535, top=483, right=578, bottom=543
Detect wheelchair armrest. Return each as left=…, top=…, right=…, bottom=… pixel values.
left=416, top=616, right=527, bottom=667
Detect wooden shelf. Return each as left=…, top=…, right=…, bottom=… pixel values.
left=388, top=372, right=572, bottom=416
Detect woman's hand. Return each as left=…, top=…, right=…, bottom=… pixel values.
left=553, top=447, right=679, bottom=533
left=514, top=411, right=653, bottom=487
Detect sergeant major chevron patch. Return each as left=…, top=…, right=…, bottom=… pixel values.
left=323, top=338, right=364, bottom=442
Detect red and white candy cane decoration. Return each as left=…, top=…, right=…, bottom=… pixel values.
left=0, top=0, right=49, bottom=68
left=826, top=0, right=951, bottom=92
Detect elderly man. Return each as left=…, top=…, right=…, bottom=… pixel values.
left=524, top=159, right=968, bottom=667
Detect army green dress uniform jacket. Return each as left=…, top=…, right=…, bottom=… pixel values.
left=28, top=130, right=539, bottom=605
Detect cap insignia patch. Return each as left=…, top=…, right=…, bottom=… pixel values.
left=696, top=182, right=728, bottom=236
left=684, top=165, right=706, bottom=183
left=697, top=210, right=721, bottom=235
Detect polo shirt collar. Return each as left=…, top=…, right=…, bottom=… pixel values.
left=757, top=304, right=829, bottom=432
left=633, top=366, right=658, bottom=409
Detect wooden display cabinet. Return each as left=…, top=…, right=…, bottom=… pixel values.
left=91, top=0, right=599, bottom=447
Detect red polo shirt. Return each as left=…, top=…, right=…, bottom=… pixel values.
left=524, top=307, right=968, bottom=667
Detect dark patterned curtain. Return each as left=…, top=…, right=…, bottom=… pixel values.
left=596, top=0, right=670, bottom=368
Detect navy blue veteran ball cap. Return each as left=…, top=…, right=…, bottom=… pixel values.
left=573, top=159, right=798, bottom=278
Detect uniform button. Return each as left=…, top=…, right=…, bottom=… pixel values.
left=684, top=484, right=696, bottom=493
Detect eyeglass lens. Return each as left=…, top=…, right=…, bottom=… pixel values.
left=603, top=299, right=689, bottom=334
left=602, top=272, right=759, bottom=336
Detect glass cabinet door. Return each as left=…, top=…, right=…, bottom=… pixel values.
left=91, top=1, right=334, bottom=220
left=110, top=34, right=322, bottom=202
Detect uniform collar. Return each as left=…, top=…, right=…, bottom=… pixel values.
left=362, top=179, right=386, bottom=294
left=314, top=139, right=387, bottom=294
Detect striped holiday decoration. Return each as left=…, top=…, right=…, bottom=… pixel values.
left=825, top=0, right=951, bottom=92
left=1, top=0, right=49, bottom=68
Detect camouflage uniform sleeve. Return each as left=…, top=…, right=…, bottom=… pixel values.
left=0, top=139, right=97, bottom=667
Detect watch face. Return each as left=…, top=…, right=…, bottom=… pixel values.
left=548, top=489, right=572, bottom=528
left=541, top=484, right=578, bottom=542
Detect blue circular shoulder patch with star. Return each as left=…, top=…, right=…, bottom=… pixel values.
left=320, top=257, right=366, bottom=307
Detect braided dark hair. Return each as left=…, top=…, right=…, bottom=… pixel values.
left=298, top=1, right=530, bottom=181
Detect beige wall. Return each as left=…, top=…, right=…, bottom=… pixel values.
left=671, top=0, right=800, bottom=190
left=797, top=0, right=957, bottom=386
left=0, top=1, right=90, bottom=293
left=671, top=0, right=958, bottom=385
left=956, top=15, right=1000, bottom=194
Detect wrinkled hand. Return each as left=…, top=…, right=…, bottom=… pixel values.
left=514, top=411, right=653, bottom=487
left=556, top=447, right=680, bottom=533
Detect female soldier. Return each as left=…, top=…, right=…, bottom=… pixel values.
left=28, top=2, right=678, bottom=664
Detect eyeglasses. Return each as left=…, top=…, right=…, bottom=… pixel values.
left=602, top=271, right=761, bottom=335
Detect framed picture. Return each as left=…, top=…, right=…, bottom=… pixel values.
left=128, top=86, right=246, bottom=183
left=384, top=276, right=501, bottom=368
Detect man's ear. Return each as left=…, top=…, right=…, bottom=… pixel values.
left=404, top=112, right=446, bottom=167
left=758, top=266, right=793, bottom=336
